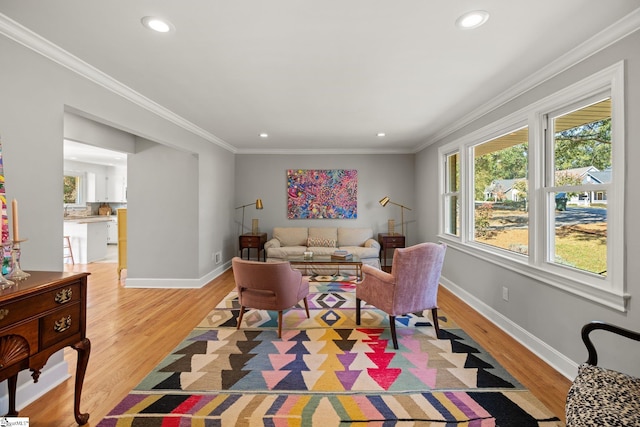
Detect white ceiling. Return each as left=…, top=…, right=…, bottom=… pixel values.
left=2, top=1, right=639, bottom=155
left=64, top=140, right=128, bottom=168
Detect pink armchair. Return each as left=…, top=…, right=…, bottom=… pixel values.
left=356, top=242, right=446, bottom=349
left=231, top=257, right=310, bottom=337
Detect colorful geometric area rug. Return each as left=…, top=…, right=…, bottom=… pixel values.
left=97, top=276, right=562, bottom=426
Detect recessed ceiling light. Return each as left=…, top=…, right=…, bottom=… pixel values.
left=377, top=132, right=386, bottom=137
left=259, top=133, right=269, bottom=138
left=141, top=16, right=174, bottom=33
left=455, top=10, right=489, bottom=29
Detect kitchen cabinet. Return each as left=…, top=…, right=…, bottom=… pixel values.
left=87, top=172, right=126, bottom=203
left=107, top=174, right=127, bottom=202
left=106, top=217, right=118, bottom=244
left=117, top=209, right=127, bottom=279
left=86, top=172, right=107, bottom=203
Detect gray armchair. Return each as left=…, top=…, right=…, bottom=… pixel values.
left=356, top=242, right=446, bottom=349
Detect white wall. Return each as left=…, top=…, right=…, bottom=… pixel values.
left=415, top=30, right=640, bottom=378
left=234, top=154, right=416, bottom=246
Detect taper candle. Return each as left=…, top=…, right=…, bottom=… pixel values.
left=11, top=199, right=18, bottom=242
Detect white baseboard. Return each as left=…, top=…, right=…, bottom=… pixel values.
left=440, top=275, right=578, bottom=380
left=124, top=261, right=232, bottom=288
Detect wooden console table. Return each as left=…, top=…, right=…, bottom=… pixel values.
left=0, top=271, right=91, bottom=424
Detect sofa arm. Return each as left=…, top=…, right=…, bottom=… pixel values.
left=264, top=238, right=281, bottom=250
left=364, top=238, right=380, bottom=250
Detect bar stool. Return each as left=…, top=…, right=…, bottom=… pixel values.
left=63, top=236, right=75, bottom=264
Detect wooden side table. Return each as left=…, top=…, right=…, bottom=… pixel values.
left=378, top=233, right=405, bottom=272
left=239, top=233, right=267, bottom=261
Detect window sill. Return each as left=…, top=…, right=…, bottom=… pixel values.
left=439, top=235, right=629, bottom=312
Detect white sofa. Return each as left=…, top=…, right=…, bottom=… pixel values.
left=265, top=227, right=381, bottom=270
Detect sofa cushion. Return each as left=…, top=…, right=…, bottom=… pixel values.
left=338, top=227, right=373, bottom=247
left=266, top=246, right=307, bottom=259
left=566, top=363, right=640, bottom=426
left=273, top=227, right=308, bottom=247
left=308, top=227, right=338, bottom=247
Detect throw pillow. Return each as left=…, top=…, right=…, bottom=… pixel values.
left=307, top=237, right=336, bottom=247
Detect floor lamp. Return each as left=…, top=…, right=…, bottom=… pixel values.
left=236, top=199, right=263, bottom=234
left=379, top=196, right=411, bottom=235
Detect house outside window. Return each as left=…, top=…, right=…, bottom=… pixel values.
left=438, top=63, right=626, bottom=311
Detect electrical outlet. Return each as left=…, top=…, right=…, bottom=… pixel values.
left=502, top=286, right=509, bottom=301
left=215, top=252, right=222, bottom=264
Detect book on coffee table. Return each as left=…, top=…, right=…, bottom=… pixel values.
left=331, top=250, right=352, bottom=260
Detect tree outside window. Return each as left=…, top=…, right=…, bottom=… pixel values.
left=473, top=127, right=529, bottom=254
left=64, top=174, right=82, bottom=205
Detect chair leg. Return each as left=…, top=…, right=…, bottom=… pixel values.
left=431, top=308, right=441, bottom=339
left=236, top=306, right=245, bottom=330
left=277, top=311, right=283, bottom=338
left=389, top=315, right=398, bottom=349
left=303, top=297, right=310, bottom=318
left=356, top=298, right=361, bottom=325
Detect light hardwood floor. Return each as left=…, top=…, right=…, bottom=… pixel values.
left=18, top=261, right=571, bottom=426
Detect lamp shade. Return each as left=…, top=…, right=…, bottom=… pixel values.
left=256, top=199, right=263, bottom=209
left=379, top=196, right=390, bottom=207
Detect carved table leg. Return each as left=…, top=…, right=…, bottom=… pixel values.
left=6, top=373, right=18, bottom=416
left=72, top=338, right=91, bottom=425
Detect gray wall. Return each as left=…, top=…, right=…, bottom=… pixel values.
left=0, top=31, right=235, bottom=410
left=234, top=154, right=416, bottom=245
left=416, top=30, right=640, bottom=378
left=128, top=138, right=199, bottom=279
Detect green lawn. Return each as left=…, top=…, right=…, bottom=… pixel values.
left=476, top=208, right=607, bottom=275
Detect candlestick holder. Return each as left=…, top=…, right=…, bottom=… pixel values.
left=0, top=242, right=14, bottom=289
left=8, top=239, right=30, bottom=281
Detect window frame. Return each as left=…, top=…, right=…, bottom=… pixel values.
left=63, top=171, right=86, bottom=207
left=438, top=61, right=627, bottom=311
left=442, top=150, right=460, bottom=238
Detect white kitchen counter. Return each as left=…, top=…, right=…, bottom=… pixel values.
left=64, top=215, right=115, bottom=224
left=63, top=217, right=113, bottom=263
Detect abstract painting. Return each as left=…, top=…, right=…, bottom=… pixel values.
left=287, top=169, right=357, bottom=219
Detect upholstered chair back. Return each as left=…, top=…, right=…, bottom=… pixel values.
left=389, top=242, right=446, bottom=316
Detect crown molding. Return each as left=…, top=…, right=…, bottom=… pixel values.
left=414, top=7, right=640, bottom=153
left=0, top=13, right=237, bottom=154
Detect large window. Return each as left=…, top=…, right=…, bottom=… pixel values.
left=547, top=97, right=611, bottom=276
left=438, top=63, right=626, bottom=310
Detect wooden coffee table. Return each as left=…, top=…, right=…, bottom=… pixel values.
left=287, top=255, right=363, bottom=281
